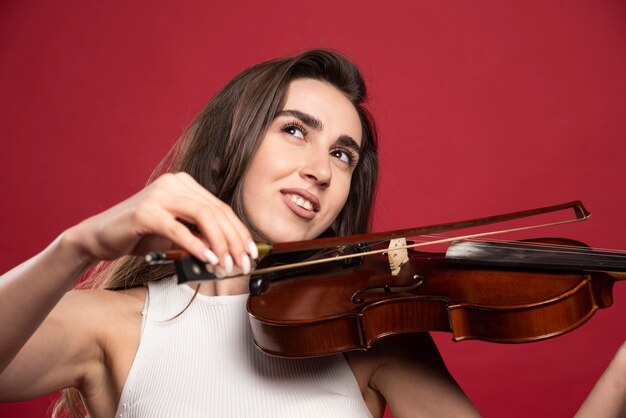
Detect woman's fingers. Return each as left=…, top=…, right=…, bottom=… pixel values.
left=143, top=173, right=255, bottom=273
left=167, top=173, right=256, bottom=271
left=175, top=173, right=258, bottom=257
left=76, top=172, right=256, bottom=274
left=139, top=207, right=222, bottom=265
left=159, top=194, right=250, bottom=274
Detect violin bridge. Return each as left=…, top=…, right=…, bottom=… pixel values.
left=387, top=238, right=409, bottom=276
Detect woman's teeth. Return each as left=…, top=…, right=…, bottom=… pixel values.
left=288, top=194, right=314, bottom=211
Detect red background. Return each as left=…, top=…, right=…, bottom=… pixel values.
left=2, top=1, right=625, bottom=417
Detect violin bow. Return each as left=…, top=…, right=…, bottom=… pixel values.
left=146, top=201, right=590, bottom=283
left=259, top=200, right=590, bottom=255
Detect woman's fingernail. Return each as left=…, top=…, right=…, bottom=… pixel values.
left=248, top=241, right=259, bottom=259
left=203, top=249, right=219, bottom=265
left=224, top=254, right=234, bottom=274
left=241, top=254, right=251, bottom=275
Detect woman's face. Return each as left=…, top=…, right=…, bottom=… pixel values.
left=242, top=78, right=362, bottom=243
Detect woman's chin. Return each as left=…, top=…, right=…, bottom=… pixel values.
left=259, top=225, right=322, bottom=244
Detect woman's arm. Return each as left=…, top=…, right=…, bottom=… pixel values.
left=347, top=333, right=481, bottom=418
left=0, top=172, right=256, bottom=400
left=0, top=231, right=95, bottom=377
left=353, top=333, right=626, bottom=418
left=575, top=341, right=626, bottom=418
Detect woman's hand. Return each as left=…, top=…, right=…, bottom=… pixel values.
left=66, top=172, right=257, bottom=273
left=1, top=172, right=258, bottom=391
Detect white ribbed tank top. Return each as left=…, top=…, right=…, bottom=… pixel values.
left=115, top=277, right=372, bottom=417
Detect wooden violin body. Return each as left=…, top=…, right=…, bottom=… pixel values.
left=247, top=238, right=621, bottom=358
left=164, top=201, right=623, bottom=358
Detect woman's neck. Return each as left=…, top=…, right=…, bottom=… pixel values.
left=196, top=276, right=250, bottom=296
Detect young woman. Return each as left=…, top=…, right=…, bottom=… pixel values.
left=0, top=49, right=624, bottom=417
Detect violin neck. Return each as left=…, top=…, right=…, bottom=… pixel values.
left=445, top=241, right=626, bottom=275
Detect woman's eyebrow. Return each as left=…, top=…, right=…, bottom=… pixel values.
left=277, top=109, right=362, bottom=152
left=276, top=109, right=324, bottom=132
left=337, top=135, right=362, bottom=154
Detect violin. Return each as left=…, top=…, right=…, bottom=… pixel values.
left=151, top=201, right=626, bottom=358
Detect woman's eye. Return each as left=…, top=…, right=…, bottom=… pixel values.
left=282, top=124, right=306, bottom=139
left=331, top=149, right=355, bottom=165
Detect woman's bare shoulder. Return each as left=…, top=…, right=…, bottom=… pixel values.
left=59, top=286, right=146, bottom=322
left=74, top=285, right=147, bottom=305
left=60, top=286, right=148, bottom=348
left=0, top=284, right=147, bottom=402
left=60, top=286, right=147, bottom=403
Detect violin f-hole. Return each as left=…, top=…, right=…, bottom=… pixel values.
left=351, top=276, right=424, bottom=304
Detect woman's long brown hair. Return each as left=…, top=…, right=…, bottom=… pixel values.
left=53, top=49, right=379, bottom=416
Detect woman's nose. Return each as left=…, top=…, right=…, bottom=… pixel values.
left=300, top=149, right=332, bottom=188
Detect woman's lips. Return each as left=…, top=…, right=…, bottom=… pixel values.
left=280, top=190, right=320, bottom=220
